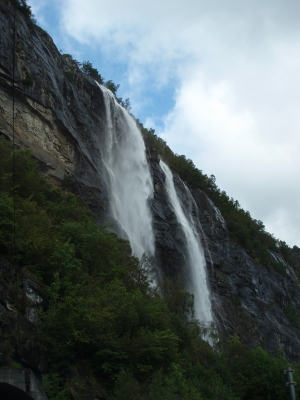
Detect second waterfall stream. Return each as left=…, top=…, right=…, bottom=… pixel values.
left=99, top=83, right=212, bottom=324
left=160, top=161, right=212, bottom=323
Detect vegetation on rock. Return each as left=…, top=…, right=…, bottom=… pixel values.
left=7, top=0, right=36, bottom=24
left=81, top=61, right=104, bottom=84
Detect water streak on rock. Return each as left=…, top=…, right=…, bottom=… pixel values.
left=160, top=160, right=212, bottom=322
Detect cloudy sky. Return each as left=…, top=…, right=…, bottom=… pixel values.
left=28, top=0, right=300, bottom=247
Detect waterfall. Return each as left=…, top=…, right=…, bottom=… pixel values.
left=160, top=160, right=212, bottom=323
left=183, top=183, right=215, bottom=278
left=99, top=85, right=155, bottom=259
left=96, top=83, right=211, bottom=323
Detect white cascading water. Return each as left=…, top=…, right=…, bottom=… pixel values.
left=99, top=84, right=155, bottom=259
left=97, top=83, right=211, bottom=323
left=183, top=183, right=214, bottom=278
left=160, top=160, right=212, bottom=323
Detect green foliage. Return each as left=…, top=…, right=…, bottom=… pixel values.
left=105, top=80, right=120, bottom=95
left=8, top=0, right=36, bottom=24
left=42, top=373, right=71, bottom=400
left=284, top=305, right=300, bottom=330
left=144, top=364, right=203, bottom=400
left=34, top=24, right=48, bottom=36
left=64, top=71, right=74, bottom=82
left=81, top=61, right=104, bottom=84
left=272, top=261, right=287, bottom=276
left=214, top=337, right=291, bottom=400
left=159, top=278, right=195, bottom=319
left=9, top=360, right=22, bottom=368
left=21, top=72, right=33, bottom=85
left=79, top=62, right=131, bottom=110
left=117, top=97, right=132, bottom=111
left=114, top=370, right=141, bottom=400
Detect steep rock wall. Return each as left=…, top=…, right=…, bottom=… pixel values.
left=0, top=0, right=108, bottom=219
left=1, top=0, right=300, bottom=363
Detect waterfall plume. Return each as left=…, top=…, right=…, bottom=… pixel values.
left=100, top=85, right=155, bottom=259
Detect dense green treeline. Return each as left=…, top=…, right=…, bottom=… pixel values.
left=0, top=138, right=299, bottom=399
left=140, top=124, right=296, bottom=268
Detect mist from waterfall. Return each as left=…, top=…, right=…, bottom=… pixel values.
left=160, top=160, right=212, bottom=323
left=100, top=85, right=155, bottom=259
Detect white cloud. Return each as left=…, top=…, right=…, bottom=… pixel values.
left=31, top=0, right=300, bottom=246
left=159, top=63, right=300, bottom=246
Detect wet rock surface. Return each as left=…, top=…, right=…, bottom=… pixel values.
left=1, top=0, right=300, bottom=365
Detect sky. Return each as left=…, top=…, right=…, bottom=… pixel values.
left=28, top=0, right=300, bottom=248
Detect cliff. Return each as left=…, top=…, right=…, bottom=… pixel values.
left=1, top=0, right=300, bottom=372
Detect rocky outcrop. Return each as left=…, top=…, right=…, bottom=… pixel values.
left=1, top=0, right=300, bottom=365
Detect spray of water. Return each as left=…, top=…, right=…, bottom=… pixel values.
left=160, top=160, right=212, bottom=323
left=100, top=85, right=155, bottom=259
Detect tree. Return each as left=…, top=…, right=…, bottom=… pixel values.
left=105, top=80, right=120, bottom=95
left=9, top=0, right=36, bottom=23
left=81, top=61, right=104, bottom=84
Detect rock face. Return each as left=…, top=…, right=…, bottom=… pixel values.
left=0, top=0, right=109, bottom=219
left=1, top=0, right=300, bottom=364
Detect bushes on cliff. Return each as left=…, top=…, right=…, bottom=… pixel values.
left=81, top=61, right=104, bottom=84
left=8, top=0, right=36, bottom=23
left=78, top=61, right=132, bottom=110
